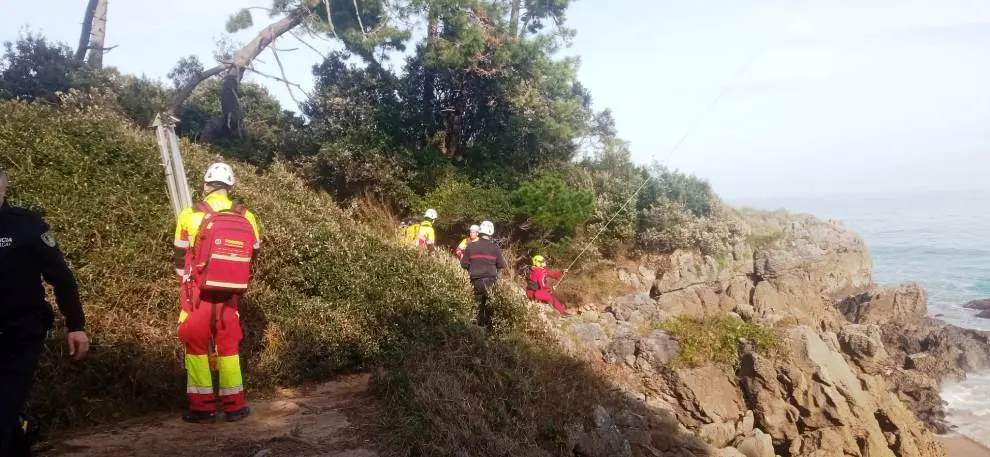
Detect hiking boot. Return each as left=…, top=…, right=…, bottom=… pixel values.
left=224, top=406, right=252, bottom=422
left=182, top=410, right=216, bottom=424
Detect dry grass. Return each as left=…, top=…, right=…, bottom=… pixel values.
left=346, top=192, right=401, bottom=239
left=372, top=289, right=709, bottom=457
left=553, top=260, right=635, bottom=309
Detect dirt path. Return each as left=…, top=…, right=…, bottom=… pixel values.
left=38, top=374, right=380, bottom=457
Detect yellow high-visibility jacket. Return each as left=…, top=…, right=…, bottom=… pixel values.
left=402, top=223, right=420, bottom=245
left=415, top=221, right=435, bottom=248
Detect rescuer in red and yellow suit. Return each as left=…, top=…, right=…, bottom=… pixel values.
left=526, top=255, right=567, bottom=315
left=173, top=163, right=260, bottom=424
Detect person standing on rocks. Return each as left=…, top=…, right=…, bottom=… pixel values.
left=460, top=220, right=506, bottom=331
left=0, top=167, right=90, bottom=457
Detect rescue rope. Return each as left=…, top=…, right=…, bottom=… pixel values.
left=554, top=2, right=797, bottom=289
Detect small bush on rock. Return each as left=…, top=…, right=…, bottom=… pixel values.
left=655, top=315, right=782, bottom=369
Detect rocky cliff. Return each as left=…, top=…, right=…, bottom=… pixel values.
left=539, top=208, right=990, bottom=457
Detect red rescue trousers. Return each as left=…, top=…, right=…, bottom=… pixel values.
left=178, top=286, right=246, bottom=413
left=527, top=289, right=566, bottom=315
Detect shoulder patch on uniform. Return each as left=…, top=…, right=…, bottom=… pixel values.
left=40, top=231, right=57, bottom=247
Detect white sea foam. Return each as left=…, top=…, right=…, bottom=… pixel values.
left=943, top=371, right=990, bottom=448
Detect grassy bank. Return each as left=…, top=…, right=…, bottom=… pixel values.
left=0, top=99, right=477, bottom=429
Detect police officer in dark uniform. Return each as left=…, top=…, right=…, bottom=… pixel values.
left=0, top=168, right=89, bottom=456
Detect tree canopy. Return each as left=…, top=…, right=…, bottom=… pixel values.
left=0, top=0, right=742, bottom=259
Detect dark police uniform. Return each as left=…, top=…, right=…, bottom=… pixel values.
left=459, top=236, right=506, bottom=330
left=0, top=201, right=85, bottom=456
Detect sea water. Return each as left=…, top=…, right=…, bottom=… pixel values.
left=737, top=189, right=990, bottom=445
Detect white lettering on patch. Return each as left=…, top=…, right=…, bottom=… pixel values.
left=0, top=237, right=12, bottom=248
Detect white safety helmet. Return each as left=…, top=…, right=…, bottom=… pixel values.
left=469, top=224, right=480, bottom=234
left=204, top=162, right=235, bottom=187
left=479, top=220, right=495, bottom=236
left=424, top=208, right=438, bottom=220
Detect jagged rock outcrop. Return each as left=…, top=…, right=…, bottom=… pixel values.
left=538, top=209, right=984, bottom=457
left=828, top=281, right=990, bottom=433
left=614, top=210, right=875, bottom=331
left=739, top=326, right=944, bottom=457
left=962, top=298, right=990, bottom=316
left=835, top=283, right=928, bottom=325
left=567, top=404, right=711, bottom=457
left=837, top=323, right=889, bottom=374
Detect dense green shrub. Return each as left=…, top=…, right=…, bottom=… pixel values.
left=0, top=31, right=109, bottom=101
left=415, top=175, right=514, bottom=232
left=578, top=144, right=644, bottom=257
left=637, top=164, right=717, bottom=218
left=637, top=200, right=743, bottom=256
left=108, top=73, right=171, bottom=128
left=578, top=146, right=736, bottom=257
left=301, top=142, right=416, bottom=208
left=512, top=172, right=593, bottom=239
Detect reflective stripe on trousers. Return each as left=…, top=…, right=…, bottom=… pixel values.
left=178, top=287, right=246, bottom=413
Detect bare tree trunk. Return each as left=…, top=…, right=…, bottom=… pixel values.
left=510, top=0, right=521, bottom=37
left=422, top=7, right=439, bottom=144
left=424, top=11, right=438, bottom=108
left=75, top=0, right=98, bottom=61
left=86, top=0, right=109, bottom=68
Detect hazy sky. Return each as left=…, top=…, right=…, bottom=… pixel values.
left=3, top=0, right=990, bottom=200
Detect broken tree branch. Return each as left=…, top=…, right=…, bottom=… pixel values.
left=323, top=0, right=337, bottom=37
left=229, top=10, right=308, bottom=72
left=247, top=66, right=308, bottom=95
left=269, top=46, right=306, bottom=108
left=170, top=64, right=230, bottom=114
left=352, top=0, right=367, bottom=39
left=290, top=30, right=329, bottom=60
left=247, top=65, right=311, bottom=111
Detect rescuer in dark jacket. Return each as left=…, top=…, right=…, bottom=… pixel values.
left=460, top=220, right=506, bottom=331
left=0, top=168, right=89, bottom=457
